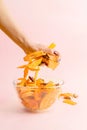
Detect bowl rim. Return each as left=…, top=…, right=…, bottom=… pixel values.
left=13, top=80, right=64, bottom=89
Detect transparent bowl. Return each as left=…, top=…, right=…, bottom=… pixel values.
left=14, top=81, right=62, bottom=112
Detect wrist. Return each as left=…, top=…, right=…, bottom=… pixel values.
left=20, top=37, right=34, bottom=54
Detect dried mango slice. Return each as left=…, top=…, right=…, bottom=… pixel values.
left=21, top=91, right=33, bottom=98
left=34, top=90, right=41, bottom=101
left=24, top=51, right=45, bottom=61
left=42, top=53, right=60, bottom=69
left=22, top=99, right=39, bottom=111
left=24, top=67, right=29, bottom=78
left=27, top=66, right=40, bottom=71
left=36, top=78, right=44, bottom=86
left=59, top=93, right=78, bottom=99
left=18, top=64, right=40, bottom=71
left=48, top=54, right=59, bottom=69
left=48, top=43, right=56, bottom=49
left=48, top=60, right=58, bottom=70
left=27, top=58, right=42, bottom=69
left=60, top=93, right=73, bottom=97
left=18, top=78, right=25, bottom=80
left=18, top=65, right=26, bottom=68
left=63, top=99, right=77, bottom=105
left=39, top=88, right=59, bottom=110
left=18, top=87, right=31, bottom=95
left=17, top=78, right=26, bottom=86
left=45, top=81, right=54, bottom=88
left=25, top=82, right=36, bottom=87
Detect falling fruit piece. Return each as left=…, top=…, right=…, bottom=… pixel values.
left=48, top=43, right=56, bottom=49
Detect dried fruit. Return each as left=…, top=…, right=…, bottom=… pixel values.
left=24, top=51, right=45, bottom=61
left=48, top=43, right=56, bottom=49
left=63, top=99, right=77, bottom=105
left=16, top=43, right=77, bottom=112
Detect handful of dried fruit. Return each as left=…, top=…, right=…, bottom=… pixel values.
left=16, top=43, right=77, bottom=112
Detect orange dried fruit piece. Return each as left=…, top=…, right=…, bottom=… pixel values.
left=17, top=65, right=26, bottom=68
left=48, top=54, right=60, bottom=69
left=21, top=91, right=34, bottom=99
left=17, top=87, right=31, bottom=95
left=48, top=43, right=56, bottom=49
left=34, top=90, right=41, bottom=101
left=26, top=82, right=36, bottom=87
left=42, top=53, right=60, bottom=70
left=22, top=98, right=39, bottom=111
left=27, top=66, right=40, bottom=71
left=17, top=78, right=25, bottom=80
left=27, top=58, right=42, bottom=69
left=17, top=63, right=40, bottom=71
left=58, top=92, right=77, bottom=105
left=36, top=78, right=44, bottom=86
left=24, top=67, right=29, bottom=78
left=39, top=88, right=60, bottom=110
left=45, top=81, right=54, bottom=88
left=34, top=70, right=39, bottom=81
left=63, top=99, right=77, bottom=105
left=59, top=93, right=78, bottom=99
left=24, top=51, right=46, bottom=61
left=48, top=60, right=58, bottom=70
left=60, top=93, right=74, bottom=97
left=17, top=78, right=26, bottom=86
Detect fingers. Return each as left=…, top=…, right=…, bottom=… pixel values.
left=42, top=48, right=52, bottom=54
left=38, top=44, right=60, bottom=59
left=24, top=43, right=60, bottom=59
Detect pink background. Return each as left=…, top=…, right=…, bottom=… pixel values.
left=0, top=0, right=87, bottom=130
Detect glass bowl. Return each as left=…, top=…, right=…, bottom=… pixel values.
left=14, top=81, right=62, bottom=112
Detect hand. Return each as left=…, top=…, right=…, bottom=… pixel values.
left=23, top=42, right=52, bottom=54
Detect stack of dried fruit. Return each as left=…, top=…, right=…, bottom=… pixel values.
left=16, top=43, right=77, bottom=112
